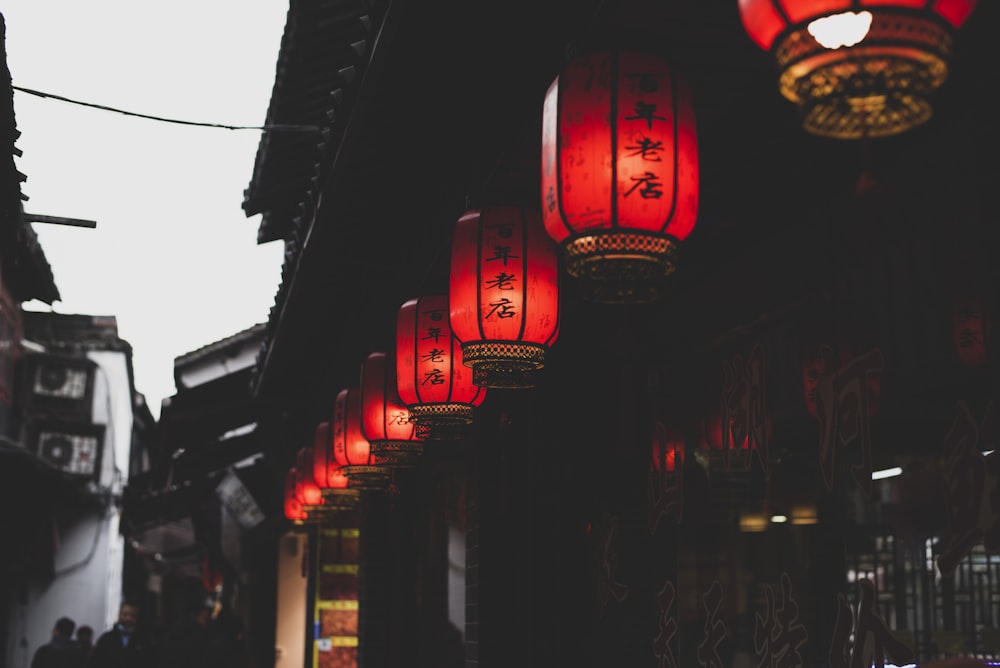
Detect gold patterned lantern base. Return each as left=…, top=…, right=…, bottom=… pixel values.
left=413, top=421, right=468, bottom=441
left=408, top=402, right=475, bottom=427
left=461, top=341, right=544, bottom=388
left=319, top=488, right=361, bottom=511
left=564, top=232, right=678, bottom=304
left=342, top=465, right=391, bottom=491
left=370, top=439, right=424, bottom=468
left=775, top=12, right=952, bottom=139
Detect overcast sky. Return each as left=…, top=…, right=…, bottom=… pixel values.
left=4, top=1, right=289, bottom=417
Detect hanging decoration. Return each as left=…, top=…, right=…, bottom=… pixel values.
left=311, top=421, right=361, bottom=509
left=449, top=206, right=560, bottom=388
left=396, top=295, right=486, bottom=435
left=332, top=387, right=391, bottom=491
left=295, top=446, right=327, bottom=517
left=737, top=0, right=978, bottom=139
left=360, top=351, right=423, bottom=467
left=283, top=469, right=308, bottom=523
left=541, top=49, right=699, bottom=304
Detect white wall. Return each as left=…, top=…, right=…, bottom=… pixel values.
left=275, top=531, right=308, bottom=668
left=6, top=349, right=133, bottom=667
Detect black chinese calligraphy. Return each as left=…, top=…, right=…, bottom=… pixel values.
left=721, top=344, right=769, bottom=473
left=814, top=345, right=884, bottom=497
left=697, top=580, right=727, bottom=668
left=754, top=572, right=807, bottom=668
left=597, top=513, right=629, bottom=614
left=653, top=579, right=678, bottom=668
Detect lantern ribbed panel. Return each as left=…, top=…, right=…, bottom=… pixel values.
left=395, top=296, right=486, bottom=425
left=311, top=421, right=348, bottom=491
left=541, top=50, right=699, bottom=302
left=284, top=469, right=307, bottom=522
left=360, top=351, right=423, bottom=466
left=295, top=447, right=324, bottom=507
left=449, top=207, right=560, bottom=388
left=333, top=387, right=390, bottom=490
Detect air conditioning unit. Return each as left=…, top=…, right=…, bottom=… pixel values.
left=29, top=420, right=105, bottom=478
left=20, top=353, right=97, bottom=421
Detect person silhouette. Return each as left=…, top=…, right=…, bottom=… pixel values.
left=31, top=617, right=85, bottom=668
left=88, top=602, right=154, bottom=668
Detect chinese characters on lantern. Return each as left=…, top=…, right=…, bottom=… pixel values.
left=830, top=578, right=913, bottom=668
left=721, top=344, right=769, bottom=473
left=420, top=307, right=448, bottom=387
left=754, top=573, right=807, bottom=668
left=813, top=345, right=884, bottom=497
left=938, top=401, right=1000, bottom=576
left=621, top=73, right=670, bottom=202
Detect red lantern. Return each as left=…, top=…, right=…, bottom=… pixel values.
left=541, top=50, right=699, bottom=304
left=738, top=0, right=978, bottom=139
left=283, top=469, right=308, bottom=523
left=449, top=206, right=560, bottom=388
left=396, top=295, right=486, bottom=431
left=332, top=387, right=390, bottom=490
left=310, top=421, right=361, bottom=509
left=295, top=447, right=325, bottom=509
left=360, top=351, right=423, bottom=466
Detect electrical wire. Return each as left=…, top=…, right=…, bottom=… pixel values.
left=11, top=85, right=322, bottom=133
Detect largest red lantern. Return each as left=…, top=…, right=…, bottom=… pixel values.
left=396, top=295, right=486, bottom=432
left=360, top=351, right=423, bottom=466
left=541, top=50, right=699, bottom=304
left=449, top=206, right=560, bottom=388
left=738, top=0, right=978, bottom=139
left=332, top=387, right=390, bottom=491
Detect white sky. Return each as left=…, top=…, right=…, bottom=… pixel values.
left=4, top=1, right=289, bottom=418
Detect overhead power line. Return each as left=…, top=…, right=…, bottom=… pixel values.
left=12, top=85, right=322, bottom=133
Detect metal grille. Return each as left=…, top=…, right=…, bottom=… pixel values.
left=845, top=531, right=1000, bottom=660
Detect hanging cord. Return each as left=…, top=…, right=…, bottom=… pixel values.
left=12, top=85, right=322, bottom=133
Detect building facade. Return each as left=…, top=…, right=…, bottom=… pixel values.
left=240, top=0, right=999, bottom=666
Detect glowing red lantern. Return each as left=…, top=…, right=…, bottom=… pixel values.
left=396, top=296, right=486, bottom=431
left=738, top=0, right=978, bottom=139
left=541, top=50, right=699, bottom=303
left=295, top=447, right=325, bottom=510
left=360, top=351, right=423, bottom=466
left=332, top=387, right=390, bottom=490
left=449, top=206, right=560, bottom=388
left=283, top=469, right=308, bottom=523
left=310, top=421, right=361, bottom=509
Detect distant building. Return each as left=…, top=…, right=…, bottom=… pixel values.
left=5, top=312, right=151, bottom=667
left=0, top=11, right=154, bottom=665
